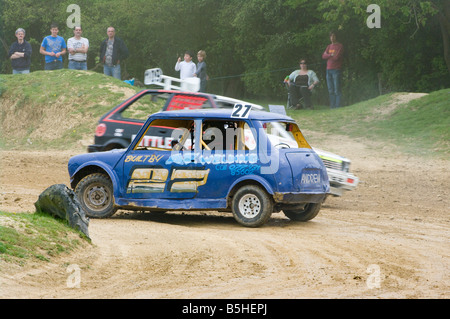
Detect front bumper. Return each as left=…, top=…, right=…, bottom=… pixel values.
left=326, top=168, right=359, bottom=196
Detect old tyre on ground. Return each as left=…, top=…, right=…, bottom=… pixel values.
left=232, top=185, right=273, bottom=227
left=283, top=203, right=321, bottom=222
left=75, top=173, right=117, bottom=218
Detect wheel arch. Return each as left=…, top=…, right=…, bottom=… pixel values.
left=226, top=176, right=274, bottom=206
left=70, top=164, right=116, bottom=190
left=103, top=138, right=130, bottom=151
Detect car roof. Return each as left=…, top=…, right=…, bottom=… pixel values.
left=150, top=108, right=294, bottom=121
left=148, top=89, right=265, bottom=110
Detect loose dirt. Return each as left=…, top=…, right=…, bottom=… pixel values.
left=1, top=133, right=448, bottom=299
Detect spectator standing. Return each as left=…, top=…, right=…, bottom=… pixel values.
left=322, top=31, right=344, bottom=108
left=8, top=28, right=32, bottom=74
left=100, top=26, right=129, bottom=79
left=194, top=50, right=208, bottom=92
left=175, top=51, right=196, bottom=80
left=67, top=26, right=89, bottom=70
left=40, top=23, right=66, bottom=70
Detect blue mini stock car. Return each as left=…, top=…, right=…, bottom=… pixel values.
left=68, top=108, right=330, bottom=227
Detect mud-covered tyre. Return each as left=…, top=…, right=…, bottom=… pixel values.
left=232, top=185, right=273, bottom=227
left=283, top=203, right=321, bottom=222
left=75, top=173, right=117, bottom=218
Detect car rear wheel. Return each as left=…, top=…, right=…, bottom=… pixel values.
left=232, top=185, right=273, bottom=227
left=75, top=173, right=117, bottom=218
left=283, top=203, right=321, bottom=221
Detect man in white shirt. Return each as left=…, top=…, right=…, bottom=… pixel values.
left=67, top=26, right=89, bottom=70
left=175, top=51, right=196, bottom=80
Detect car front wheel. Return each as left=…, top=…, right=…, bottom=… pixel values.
left=283, top=203, right=321, bottom=222
left=232, top=185, right=273, bottom=227
left=75, top=173, right=117, bottom=218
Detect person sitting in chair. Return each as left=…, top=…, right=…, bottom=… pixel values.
left=287, top=59, right=319, bottom=109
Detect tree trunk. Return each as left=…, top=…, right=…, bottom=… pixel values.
left=0, top=36, right=10, bottom=54
left=436, top=0, right=450, bottom=73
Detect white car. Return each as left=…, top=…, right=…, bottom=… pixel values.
left=313, top=148, right=359, bottom=197
left=260, top=119, right=359, bottom=197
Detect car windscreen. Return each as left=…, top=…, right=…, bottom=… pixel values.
left=120, top=92, right=168, bottom=120
left=262, top=121, right=311, bottom=149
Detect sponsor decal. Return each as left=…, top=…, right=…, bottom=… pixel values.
left=132, top=134, right=174, bottom=149
left=165, top=152, right=258, bottom=165
left=114, top=128, right=124, bottom=137
left=127, top=168, right=210, bottom=194
left=124, top=154, right=163, bottom=163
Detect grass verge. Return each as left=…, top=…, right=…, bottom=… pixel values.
left=0, top=211, right=90, bottom=266
left=285, top=90, right=450, bottom=158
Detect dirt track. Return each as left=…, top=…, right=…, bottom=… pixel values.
left=0, top=130, right=449, bottom=299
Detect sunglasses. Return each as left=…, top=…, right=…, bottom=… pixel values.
left=300, top=62, right=307, bottom=64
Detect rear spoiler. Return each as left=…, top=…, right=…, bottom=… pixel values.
left=144, top=68, right=200, bottom=92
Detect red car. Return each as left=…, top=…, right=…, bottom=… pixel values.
left=88, top=89, right=264, bottom=153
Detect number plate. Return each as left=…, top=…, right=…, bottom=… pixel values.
left=300, top=169, right=322, bottom=191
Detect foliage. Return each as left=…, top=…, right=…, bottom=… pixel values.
left=0, top=0, right=448, bottom=103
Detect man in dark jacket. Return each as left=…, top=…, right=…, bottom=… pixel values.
left=8, top=28, right=32, bottom=74
left=99, top=26, right=129, bottom=79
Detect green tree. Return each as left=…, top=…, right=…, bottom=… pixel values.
left=1, top=0, right=448, bottom=102
left=287, top=0, right=449, bottom=100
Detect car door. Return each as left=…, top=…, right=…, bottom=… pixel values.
left=193, top=119, right=261, bottom=200
left=121, top=118, right=209, bottom=200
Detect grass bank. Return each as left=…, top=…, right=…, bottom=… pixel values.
left=0, top=70, right=448, bottom=157
left=0, top=70, right=142, bottom=150
left=286, top=90, right=450, bottom=158
left=0, top=211, right=90, bottom=266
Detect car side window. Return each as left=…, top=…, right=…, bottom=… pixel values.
left=165, top=94, right=212, bottom=111
left=201, top=120, right=255, bottom=151
left=120, top=93, right=168, bottom=120
left=133, top=119, right=194, bottom=151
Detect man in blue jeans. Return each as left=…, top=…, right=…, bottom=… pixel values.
left=8, top=28, right=32, bottom=74
left=99, top=26, right=129, bottom=80
left=67, top=26, right=89, bottom=71
left=322, top=31, right=344, bottom=108
left=40, top=23, right=66, bottom=70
